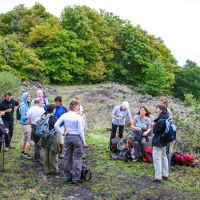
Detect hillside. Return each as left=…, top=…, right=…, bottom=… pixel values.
left=0, top=83, right=199, bottom=200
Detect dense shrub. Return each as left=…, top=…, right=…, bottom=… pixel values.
left=0, top=71, right=21, bottom=98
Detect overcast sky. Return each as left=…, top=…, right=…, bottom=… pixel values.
left=0, top=0, right=200, bottom=66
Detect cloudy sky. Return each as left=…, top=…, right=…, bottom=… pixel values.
left=0, top=0, right=200, bottom=66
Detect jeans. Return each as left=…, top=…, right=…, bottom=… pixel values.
left=133, top=137, right=147, bottom=158
left=153, top=146, right=169, bottom=180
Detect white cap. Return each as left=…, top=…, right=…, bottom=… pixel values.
left=121, top=101, right=129, bottom=109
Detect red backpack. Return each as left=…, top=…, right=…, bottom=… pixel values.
left=145, top=148, right=153, bottom=163
left=171, top=152, right=194, bottom=166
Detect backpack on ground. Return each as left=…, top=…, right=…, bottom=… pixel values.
left=162, top=118, right=176, bottom=144
left=81, top=166, right=92, bottom=181
left=16, top=105, right=21, bottom=121
left=36, top=114, right=55, bottom=139
left=110, top=148, right=132, bottom=162
left=171, top=152, right=194, bottom=166
left=145, top=148, right=153, bottom=163
left=110, top=137, right=121, bottom=153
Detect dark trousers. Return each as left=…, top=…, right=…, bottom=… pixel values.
left=3, top=119, right=14, bottom=148
left=110, top=123, right=124, bottom=140
left=133, top=137, right=147, bottom=158
left=64, top=135, right=83, bottom=182
left=31, top=124, right=41, bottom=163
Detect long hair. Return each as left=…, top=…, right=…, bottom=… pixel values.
left=136, top=106, right=151, bottom=117
left=69, top=101, right=80, bottom=111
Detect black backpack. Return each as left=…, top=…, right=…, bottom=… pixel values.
left=0, top=124, right=6, bottom=137
left=81, top=166, right=92, bottom=181
left=16, top=105, right=21, bottom=121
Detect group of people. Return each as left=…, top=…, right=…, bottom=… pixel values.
left=110, top=97, right=172, bottom=183
left=0, top=90, right=87, bottom=184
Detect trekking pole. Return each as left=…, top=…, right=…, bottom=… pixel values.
left=2, top=135, right=4, bottom=171
left=0, top=135, right=4, bottom=172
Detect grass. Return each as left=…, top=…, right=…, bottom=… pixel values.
left=0, top=83, right=200, bottom=199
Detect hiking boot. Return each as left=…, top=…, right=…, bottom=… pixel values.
left=4, top=147, right=9, bottom=152
left=162, top=176, right=168, bottom=181
left=23, top=153, right=32, bottom=160
left=21, top=151, right=25, bottom=157
left=64, top=178, right=72, bottom=183
left=153, top=179, right=162, bottom=183
left=142, top=157, right=146, bottom=162
left=59, top=152, right=64, bottom=159
left=71, top=179, right=85, bottom=185
left=132, top=157, right=139, bottom=162
left=9, top=146, right=16, bottom=149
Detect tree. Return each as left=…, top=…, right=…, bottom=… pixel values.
left=35, top=30, right=85, bottom=84
left=0, top=34, right=45, bottom=81
left=141, top=59, right=171, bottom=96
left=173, top=60, right=200, bottom=100
left=61, top=5, right=117, bottom=83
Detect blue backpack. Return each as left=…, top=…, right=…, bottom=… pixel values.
left=162, top=118, right=176, bottom=144
left=36, top=114, right=55, bottom=139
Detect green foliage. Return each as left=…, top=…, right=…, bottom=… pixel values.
left=0, top=3, right=179, bottom=89
left=173, top=60, right=200, bottom=100
left=0, top=71, right=21, bottom=98
left=35, top=30, right=85, bottom=84
left=183, top=94, right=196, bottom=107
left=140, top=59, right=171, bottom=96
left=0, top=34, right=45, bottom=82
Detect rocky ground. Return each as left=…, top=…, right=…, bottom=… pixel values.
left=0, top=82, right=199, bottom=200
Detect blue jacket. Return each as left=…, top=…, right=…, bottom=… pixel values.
left=152, top=113, right=169, bottom=147
left=19, top=92, right=30, bottom=125
left=54, top=105, right=67, bottom=126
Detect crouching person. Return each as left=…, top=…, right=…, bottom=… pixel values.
left=38, top=104, right=60, bottom=175
left=54, top=101, right=87, bottom=184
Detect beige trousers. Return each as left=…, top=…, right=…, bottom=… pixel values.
left=43, top=147, right=58, bottom=174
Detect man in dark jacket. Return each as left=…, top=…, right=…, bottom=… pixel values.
left=0, top=92, right=19, bottom=151
left=152, top=104, right=169, bottom=183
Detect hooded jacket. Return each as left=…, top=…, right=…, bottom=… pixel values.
left=19, top=92, right=30, bottom=125
left=152, top=113, right=169, bottom=147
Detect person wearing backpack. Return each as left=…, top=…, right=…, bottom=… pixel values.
left=19, top=92, right=32, bottom=159
left=54, top=96, right=67, bottom=159
left=54, top=101, right=87, bottom=184
left=159, top=97, right=173, bottom=171
left=27, top=98, right=45, bottom=165
left=152, top=104, right=169, bottom=183
left=37, top=104, right=60, bottom=175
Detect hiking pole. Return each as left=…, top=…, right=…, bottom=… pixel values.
left=0, top=135, right=4, bottom=172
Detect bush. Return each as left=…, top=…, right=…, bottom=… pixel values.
left=183, top=93, right=196, bottom=107
left=0, top=71, right=21, bottom=99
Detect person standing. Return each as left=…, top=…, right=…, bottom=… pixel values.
left=54, top=101, right=87, bottom=184
left=0, top=92, right=19, bottom=151
left=159, top=96, right=172, bottom=171
left=19, top=92, right=32, bottom=159
left=54, top=96, right=67, bottom=159
left=152, top=104, right=169, bottom=183
left=27, top=97, right=45, bottom=165
left=38, top=104, right=60, bottom=175
left=31, top=89, right=48, bottom=109
left=110, top=101, right=133, bottom=140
